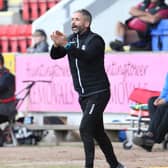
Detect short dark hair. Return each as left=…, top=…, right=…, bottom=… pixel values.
left=33, top=29, right=47, bottom=40
left=75, top=9, right=92, bottom=26
left=0, top=53, right=4, bottom=65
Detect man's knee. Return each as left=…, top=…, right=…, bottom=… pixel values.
left=79, top=122, right=95, bottom=140
left=148, top=96, right=158, bottom=106
left=116, top=21, right=125, bottom=29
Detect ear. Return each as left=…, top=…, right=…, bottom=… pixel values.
left=85, top=21, right=90, bottom=28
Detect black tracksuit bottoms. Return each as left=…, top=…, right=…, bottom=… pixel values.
left=79, top=90, right=118, bottom=168
left=148, top=96, right=168, bottom=143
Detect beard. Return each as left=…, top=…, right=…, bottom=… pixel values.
left=71, top=25, right=85, bottom=34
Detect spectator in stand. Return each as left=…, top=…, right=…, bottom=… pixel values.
left=133, top=72, right=168, bottom=152
left=109, top=0, right=168, bottom=51
left=27, top=29, right=49, bottom=53
left=0, top=53, right=17, bottom=146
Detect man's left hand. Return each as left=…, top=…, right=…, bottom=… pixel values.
left=51, top=30, right=68, bottom=47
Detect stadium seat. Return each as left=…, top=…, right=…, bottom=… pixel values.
left=6, top=24, right=18, bottom=37
left=22, top=0, right=30, bottom=22
left=39, top=0, right=48, bottom=16
left=0, top=24, right=32, bottom=53
left=9, top=38, right=18, bottom=52
left=0, top=25, right=8, bottom=37
left=0, top=0, right=4, bottom=10
left=7, top=25, right=31, bottom=53
left=47, top=0, right=60, bottom=9
left=22, top=0, right=61, bottom=22
left=17, top=24, right=32, bottom=37
left=29, top=0, right=39, bottom=21
left=18, top=38, right=27, bottom=53
left=151, top=19, right=168, bottom=51
left=0, top=25, right=9, bottom=52
left=16, top=24, right=32, bottom=53
left=7, top=25, right=19, bottom=52
left=0, top=38, right=9, bottom=53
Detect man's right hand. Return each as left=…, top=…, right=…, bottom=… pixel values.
left=154, top=98, right=166, bottom=106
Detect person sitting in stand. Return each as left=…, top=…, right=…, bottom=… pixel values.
left=109, top=0, right=168, bottom=51
left=133, top=72, right=168, bottom=152
left=27, top=29, right=49, bottom=53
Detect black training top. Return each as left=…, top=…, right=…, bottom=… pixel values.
left=50, top=29, right=110, bottom=97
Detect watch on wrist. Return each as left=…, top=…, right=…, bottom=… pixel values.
left=64, top=42, right=72, bottom=49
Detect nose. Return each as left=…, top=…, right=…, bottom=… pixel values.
left=71, top=20, right=75, bottom=26
left=71, top=18, right=77, bottom=24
